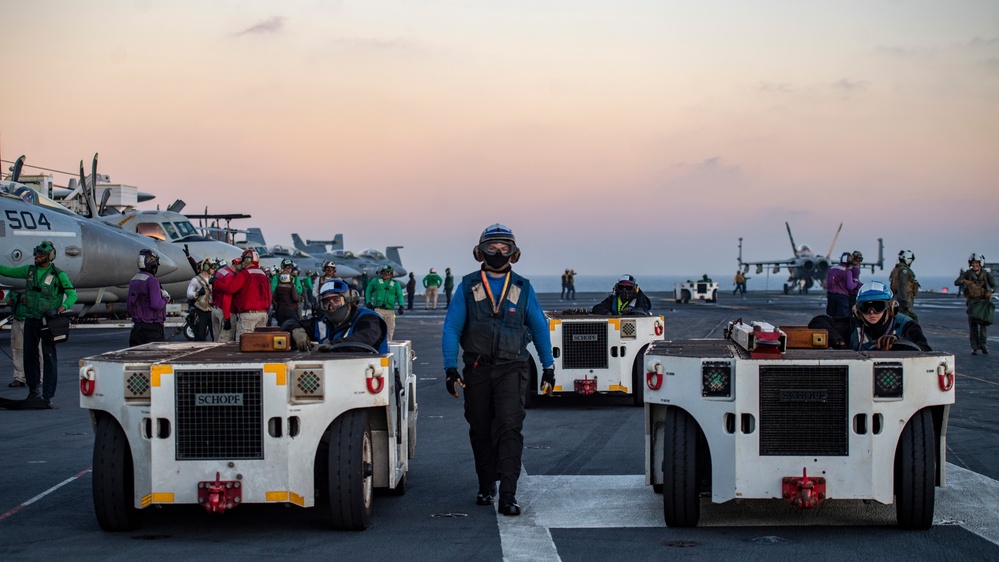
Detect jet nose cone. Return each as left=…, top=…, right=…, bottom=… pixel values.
left=394, top=266, right=407, bottom=277
left=76, top=222, right=177, bottom=287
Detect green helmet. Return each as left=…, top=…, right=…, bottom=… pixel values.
left=33, top=241, right=56, bottom=262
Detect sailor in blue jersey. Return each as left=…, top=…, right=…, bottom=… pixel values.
left=442, top=224, right=555, bottom=517
left=283, top=279, right=388, bottom=354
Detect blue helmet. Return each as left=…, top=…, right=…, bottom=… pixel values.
left=856, top=281, right=892, bottom=303
left=319, top=279, right=351, bottom=298
left=474, top=223, right=520, bottom=266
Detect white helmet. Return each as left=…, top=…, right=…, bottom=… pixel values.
left=969, top=253, right=985, bottom=265
left=898, top=250, right=914, bottom=266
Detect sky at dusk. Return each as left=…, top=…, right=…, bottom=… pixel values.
left=2, top=1, right=997, bottom=279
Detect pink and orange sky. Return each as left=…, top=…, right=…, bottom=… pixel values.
left=2, top=1, right=997, bottom=278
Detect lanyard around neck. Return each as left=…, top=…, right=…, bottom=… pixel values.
left=480, top=270, right=511, bottom=315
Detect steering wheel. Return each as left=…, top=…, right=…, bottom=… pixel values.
left=327, top=341, right=380, bottom=354
left=885, top=338, right=922, bottom=352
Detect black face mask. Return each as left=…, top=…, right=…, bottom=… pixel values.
left=482, top=253, right=511, bottom=272
left=324, top=303, right=352, bottom=326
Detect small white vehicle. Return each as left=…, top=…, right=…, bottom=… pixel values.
left=527, top=312, right=665, bottom=406
left=674, top=279, right=719, bottom=303
left=80, top=340, right=417, bottom=532
left=642, top=320, right=955, bottom=529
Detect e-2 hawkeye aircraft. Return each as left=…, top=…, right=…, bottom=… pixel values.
left=738, top=222, right=883, bottom=294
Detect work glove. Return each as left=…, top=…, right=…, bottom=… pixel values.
left=445, top=367, right=465, bottom=398
left=223, top=318, right=232, bottom=331
left=161, top=289, right=171, bottom=302
left=44, top=309, right=58, bottom=319
left=316, top=342, right=333, bottom=353
left=182, top=244, right=191, bottom=257
left=196, top=287, right=206, bottom=297
left=366, top=303, right=375, bottom=310
left=397, top=306, right=404, bottom=315
left=540, top=367, right=556, bottom=396
left=876, top=334, right=898, bottom=351
left=291, top=328, right=311, bottom=352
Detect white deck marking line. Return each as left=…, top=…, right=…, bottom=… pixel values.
left=498, top=462, right=999, bottom=558
left=0, top=467, right=92, bottom=522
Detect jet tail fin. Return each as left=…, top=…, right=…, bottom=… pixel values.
left=331, top=233, right=343, bottom=250
left=385, top=246, right=404, bottom=267
left=786, top=222, right=799, bottom=258
left=245, top=228, right=266, bottom=246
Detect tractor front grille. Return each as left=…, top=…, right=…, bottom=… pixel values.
left=759, top=365, right=848, bottom=456
left=175, top=369, right=264, bottom=460
left=561, top=322, right=608, bottom=369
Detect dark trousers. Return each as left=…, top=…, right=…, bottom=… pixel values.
left=969, top=318, right=989, bottom=351
left=194, top=308, right=213, bottom=341
left=827, top=293, right=850, bottom=317
left=23, top=317, right=58, bottom=399
left=462, top=359, right=528, bottom=495
left=445, top=287, right=453, bottom=308
left=129, top=322, right=164, bottom=347
left=407, top=289, right=415, bottom=310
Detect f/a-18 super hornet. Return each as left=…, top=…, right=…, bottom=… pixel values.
left=738, top=222, right=883, bottom=294
left=291, top=233, right=406, bottom=278
left=1, top=156, right=179, bottom=299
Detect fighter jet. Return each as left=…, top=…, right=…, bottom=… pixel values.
left=236, top=228, right=360, bottom=278
left=291, top=233, right=406, bottom=278
left=738, top=222, right=883, bottom=294
left=0, top=156, right=180, bottom=293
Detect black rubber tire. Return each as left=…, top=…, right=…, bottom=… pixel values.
left=895, top=408, right=935, bottom=530
left=709, top=290, right=717, bottom=303
left=631, top=348, right=647, bottom=407
left=663, top=407, right=700, bottom=527
left=92, top=415, right=142, bottom=532
left=681, top=290, right=691, bottom=304
left=327, top=410, right=374, bottom=530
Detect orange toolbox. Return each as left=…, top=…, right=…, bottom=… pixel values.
left=779, top=326, right=828, bottom=349
left=239, top=328, right=291, bottom=352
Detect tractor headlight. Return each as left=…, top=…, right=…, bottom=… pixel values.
left=873, top=362, right=903, bottom=399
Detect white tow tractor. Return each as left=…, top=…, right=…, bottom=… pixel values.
left=526, top=312, right=665, bottom=406
left=80, top=339, right=417, bottom=532
left=674, top=279, right=719, bottom=304
left=642, top=320, right=955, bottom=529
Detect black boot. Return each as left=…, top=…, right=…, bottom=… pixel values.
left=476, top=483, right=497, bottom=506
left=27, top=387, right=41, bottom=400
left=498, top=492, right=520, bottom=516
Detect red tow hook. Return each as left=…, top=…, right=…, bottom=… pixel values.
left=937, top=364, right=954, bottom=391
left=198, top=472, right=242, bottom=513
left=782, top=468, right=826, bottom=509
left=646, top=370, right=663, bottom=391
left=80, top=367, right=96, bottom=396
left=366, top=369, right=384, bottom=394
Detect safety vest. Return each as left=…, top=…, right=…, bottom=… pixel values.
left=25, top=265, right=67, bottom=319
left=851, top=314, right=912, bottom=351
left=315, top=307, right=389, bottom=353
left=459, top=270, right=531, bottom=362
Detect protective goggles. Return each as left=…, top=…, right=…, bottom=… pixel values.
left=858, top=300, right=888, bottom=314
left=477, top=241, right=517, bottom=257
left=321, top=294, right=346, bottom=308
left=33, top=247, right=50, bottom=257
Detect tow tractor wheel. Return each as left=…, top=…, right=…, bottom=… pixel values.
left=895, top=408, right=936, bottom=530
left=183, top=322, right=197, bottom=341
left=681, top=290, right=691, bottom=304
left=708, top=289, right=717, bottom=303
left=662, top=407, right=699, bottom=527
left=631, top=348, right=648, bottom=407
left=92, top=415, right=142, bottom=532
left=328, top=410, right=374, bottom=530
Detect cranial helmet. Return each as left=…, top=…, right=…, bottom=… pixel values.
left=323, top=260, right=337, bottom=271
left=281, top=258, right=294, bottom=268
left=969, top=253, right=985, bottom=265
left=853, top=280, right=896, bottom=325
left=200, top=258, right=215, bottom=272
left=379, top=264, right=394, bottom=276
left=241, top=248, right=260, bottom=266
left=473, top=223, right=520, bottom=271
left=898, top=250, right=914, bottom=266
left=217, top=258, right=228, bottom=268
left=840, top=252, right=852, bottom=264
left=852, top=251, right=863, bottom=262
left=138, top=249, right=160, bottom=273
left=614, top=274, right=639, bottom=301
left=33, top=240, right=56, bottom=262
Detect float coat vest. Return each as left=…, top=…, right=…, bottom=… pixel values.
left=851, top=314, right=912, bottom=351
left=25, top=265, right=66, bottom=318
left=315, top=306, right=389, bottom=354
left=459, top=271, right=531, bottom=362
